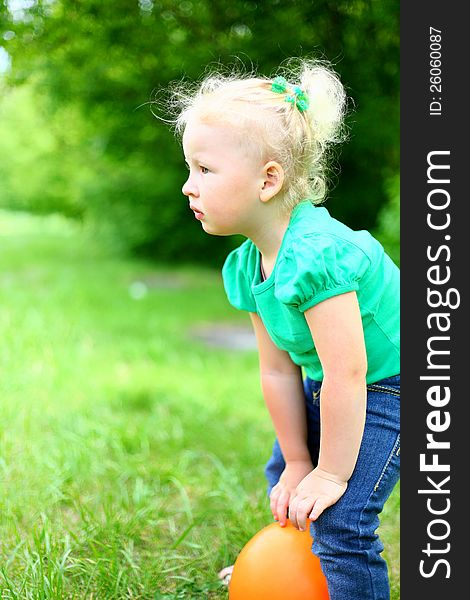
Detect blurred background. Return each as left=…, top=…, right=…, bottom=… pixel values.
left=0, top=1, right=399, bottom=598
left=1, top=0, right=399, bottom=264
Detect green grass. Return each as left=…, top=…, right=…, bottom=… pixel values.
left=0, top=211, right=399, bottom=599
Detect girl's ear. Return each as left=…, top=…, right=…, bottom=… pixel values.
left=259, top=161, right=284, bottom=203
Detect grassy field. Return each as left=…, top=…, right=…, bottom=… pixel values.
left=0, top=211, right=399, bottom=599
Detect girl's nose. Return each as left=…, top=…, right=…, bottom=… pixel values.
left=182, top=176, right=198, bottom=198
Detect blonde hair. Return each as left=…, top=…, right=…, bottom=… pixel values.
left=159, top=58, right=348, bottom=211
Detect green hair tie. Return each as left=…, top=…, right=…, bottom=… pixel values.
left=271, top=77, right=310, bottom=112
left=271, top=76, right=288, bottom=94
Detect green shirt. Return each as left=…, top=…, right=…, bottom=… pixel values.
left=222, top=201, right=400, bottom=384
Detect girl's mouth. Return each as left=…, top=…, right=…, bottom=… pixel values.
left=190, top=205, right=204, bottom=220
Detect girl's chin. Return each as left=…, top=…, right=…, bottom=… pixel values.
left=201, top=221, right=232, bottom=237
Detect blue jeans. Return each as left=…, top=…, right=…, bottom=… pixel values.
left=264, top=375, right=400, bottom=600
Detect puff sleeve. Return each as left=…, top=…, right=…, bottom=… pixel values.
left=222, top=240, right=258, bottom=312
left=275, top=234, right=371, bottom=312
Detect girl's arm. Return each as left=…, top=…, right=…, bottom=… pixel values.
left=249, top=312, right=314, bottom=525
left=288, top=290, right=368, bottom=531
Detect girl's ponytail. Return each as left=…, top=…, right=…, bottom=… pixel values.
left=299, top=60, right=347, bottom=150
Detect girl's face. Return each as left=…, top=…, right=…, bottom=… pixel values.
left=182, top=118, right=265, bottom=237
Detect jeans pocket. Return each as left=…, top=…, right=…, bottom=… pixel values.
left=367, top=383, right=400, bottom=398
left=373, top=433, right=400, bottom=492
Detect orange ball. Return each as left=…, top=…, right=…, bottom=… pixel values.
left=229, top=520, right=329, bottom=600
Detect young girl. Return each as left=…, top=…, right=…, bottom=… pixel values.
left=163, top=58, right=400, bottom=600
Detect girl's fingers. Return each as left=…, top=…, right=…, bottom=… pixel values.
left=270, top=485, right=294, bottom=527
left=308, top=497, right=330, bottom=521
left=269, top=485, right=280, bottom=519
left=274, top=486, right=333, bottom=528
left=275, top=490, right=290, bottom=527
left=288, top=495, right=299, bottom=529
left=296, top=498, right=314, bottom=531
left=270, top=485, right=287, bottom=522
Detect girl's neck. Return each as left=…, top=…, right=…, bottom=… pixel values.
left=249, top=211, right=291, bottom=279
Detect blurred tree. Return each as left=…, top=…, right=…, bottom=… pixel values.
left=373, top=174, right=400, bottom=266
left=1, top=0, right=399, bottom=264
left=0, top=1, right=10, bottom=28
left=0, top=1, right=13, bottom=75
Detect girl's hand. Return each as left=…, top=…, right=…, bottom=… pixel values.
left=270, top=460, right=314, bottom=527
left=288, top=467, right=348, bottom=531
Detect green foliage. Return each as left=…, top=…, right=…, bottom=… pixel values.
left=1, top=0, right=399, bottom=263
left=0, top=1, right=10, bottom=29
left=0, top=85, right=84, bottom=217
left=374, top=174, right=400, bottom=266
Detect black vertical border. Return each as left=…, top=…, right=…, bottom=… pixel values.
left=401, top=2, right=466, bottom=597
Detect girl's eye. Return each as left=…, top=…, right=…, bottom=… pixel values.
left=200, top=166, right=209, bottom=174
